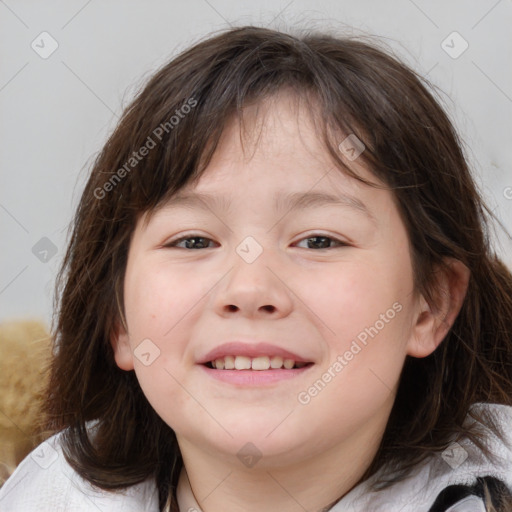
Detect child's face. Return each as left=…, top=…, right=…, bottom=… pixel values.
left=112, top=92, right=432, bottom=468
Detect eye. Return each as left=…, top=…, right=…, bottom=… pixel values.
left=294, top=234, right=349, bottom=250
left=164, top=233, right=349, bottom=250
left=164, top=235, right=217, bottom=249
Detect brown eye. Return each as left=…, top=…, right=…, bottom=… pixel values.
left=165, top=236, right=217, bottom=249
left=295, top=235, right=348, bottom=250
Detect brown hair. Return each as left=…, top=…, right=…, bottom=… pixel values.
left=38, top=25, right=512, bottom=511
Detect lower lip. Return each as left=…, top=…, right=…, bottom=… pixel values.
left=198, top=364, right=314, bottom=386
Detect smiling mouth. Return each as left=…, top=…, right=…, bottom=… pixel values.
left=204, top=355, right=314, bottom=371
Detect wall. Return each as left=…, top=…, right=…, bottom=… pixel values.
left=1, top=0, right=511, bottom=324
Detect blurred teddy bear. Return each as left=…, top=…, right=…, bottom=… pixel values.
left=0, top=320, right=52, bottom=487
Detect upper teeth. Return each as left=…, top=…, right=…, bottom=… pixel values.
left=211, top=355, right=307, bottom=370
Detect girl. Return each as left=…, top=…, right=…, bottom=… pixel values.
left=1, top=25, right=511, bottom=512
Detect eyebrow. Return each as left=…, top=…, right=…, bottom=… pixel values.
left=162, top=190, right=376, bottom=224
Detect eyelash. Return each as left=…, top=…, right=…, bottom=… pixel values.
left=164, top=234, right=349, bottom=250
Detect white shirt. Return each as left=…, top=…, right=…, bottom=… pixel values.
left=1, top=403, right=511, bottom=512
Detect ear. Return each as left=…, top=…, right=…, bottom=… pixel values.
left=407, top=258, right=470, bottom=358
left=110, top=321, right=135, bottom=371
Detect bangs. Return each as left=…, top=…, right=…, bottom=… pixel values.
left=143, top=88, right=388, bottom=227
left=99, top=28, right=415, bottom=223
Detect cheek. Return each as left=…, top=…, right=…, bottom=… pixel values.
left=134, top=361, right=191, bottom=432
left=122, top=261, right=208, bottom=426
left=299, top=268, right=411, bottom=431
left=312, top=257, right=410, bottom=338
left=306, top=250, right=415, bottom=395
left=123, top=260, right=203, bottom=337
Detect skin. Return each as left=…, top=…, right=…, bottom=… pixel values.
left=111, top=92, right=470, bottom=512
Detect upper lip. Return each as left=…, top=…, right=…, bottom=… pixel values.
left=197, top=341, right=313, bottom=365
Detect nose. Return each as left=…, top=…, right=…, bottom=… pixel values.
left=212, top=245, right=294, bottom=319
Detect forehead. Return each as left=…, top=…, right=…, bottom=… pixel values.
left=146, top=91, right=388, bottom=224
left=156, top=189, right=377, bottom=227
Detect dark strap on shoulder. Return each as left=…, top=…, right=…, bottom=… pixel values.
left=428, top=476, right=512, bottom=512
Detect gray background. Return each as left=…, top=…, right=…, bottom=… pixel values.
left=1, top=0, right=511, bottom=326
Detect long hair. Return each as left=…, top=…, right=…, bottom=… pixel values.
left=37, top=26, right=512, bottom=511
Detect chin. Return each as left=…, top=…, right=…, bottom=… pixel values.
left=212, top=426, right=310, bottom=463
